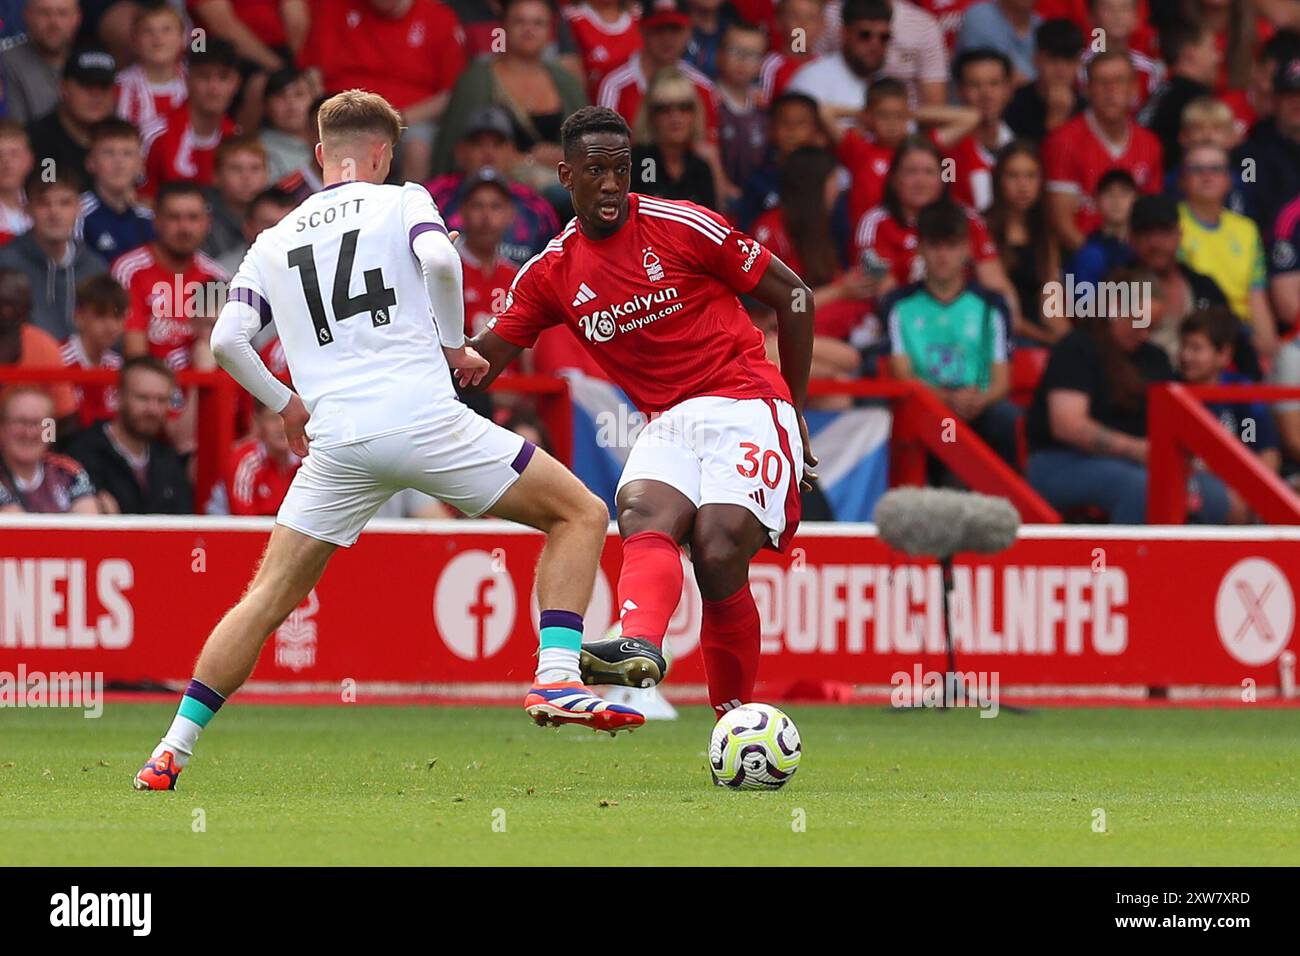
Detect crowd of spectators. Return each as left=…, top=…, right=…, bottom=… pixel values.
left=4, top=0, right=1300, bottom=524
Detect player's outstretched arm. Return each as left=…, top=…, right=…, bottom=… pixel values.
left=460, top=328, right=525, bottom=391
left=750, top=254, right=819, bottom=488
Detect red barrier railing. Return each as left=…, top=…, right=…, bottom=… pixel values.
left=5, top=368, right=1054, bottom=521
left=1148, top=383, right=1300, bottom=524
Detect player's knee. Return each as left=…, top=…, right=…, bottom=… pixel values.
left=691, top=530, right=747, bottom=583
left=572, top=490, right=611, bottom=539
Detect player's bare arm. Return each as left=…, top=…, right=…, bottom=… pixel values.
left=749, top=254, right=819, bottom=489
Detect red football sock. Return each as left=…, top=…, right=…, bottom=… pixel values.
left=700, top=585, right=762, bottom=718
left=616, top=531, right=683, bottom=647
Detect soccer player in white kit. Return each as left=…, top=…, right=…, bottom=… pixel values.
left=133, top=91, right=642, bottom=792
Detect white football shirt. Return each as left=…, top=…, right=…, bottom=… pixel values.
left=227, top=180, right=458, bottom=449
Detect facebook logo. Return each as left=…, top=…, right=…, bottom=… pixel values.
left=433, top=551, right=517, bottom=660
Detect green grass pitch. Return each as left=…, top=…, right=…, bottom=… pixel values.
left=2, top=703, right=1298, bottom=866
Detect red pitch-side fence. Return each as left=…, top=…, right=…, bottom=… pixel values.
left=7, top=369, right=1300, bottom=525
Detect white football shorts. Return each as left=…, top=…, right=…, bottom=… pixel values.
left=616, top=395, right=804, bottom=551
left=277, top=405, right=532, bottom=546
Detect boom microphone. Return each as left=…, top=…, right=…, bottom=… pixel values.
left=873, top=487, right=1020, bottom=559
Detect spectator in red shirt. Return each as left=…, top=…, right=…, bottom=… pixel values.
left=0, top=387, right=97, bottom=514
left=457, top=168, right=521, bottom=338
left=225, top=399, right=300, bottom=515
left=115, top=181, right=230, bottom=371
left=189, top=0, right=312, bottom=71
left=141, top=39, right=242, bottom=196
left=949, top=48, right=1016, bottom=212
left=60, top=273, right=127, bottom=432
left=0, top=121, right=34, bottom=242
left=759, top=0, right=825, bottom=105
left=1078, top=0, right=1166, bottom=110
left=1043, top=50, right=1163, bottom=253
left=301, top=0, right=467, bottom=181
left=115, top=3, right=188, bottom=129
left=565, top=0, right=645, bottom=96
left=0, top=268, right=77, bottom=424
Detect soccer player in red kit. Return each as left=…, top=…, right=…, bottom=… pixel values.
left=467, top=106, right=817, bottom=718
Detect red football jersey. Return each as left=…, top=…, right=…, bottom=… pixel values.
left=59, top=335, right=122, bottom=429
left=596, top=53, right=720, bottom=143
left=564, top=4, right=642, bottom=97
left=836, top=129, right=892, bottom=230
left=189, top=0, right=288, bottom=48
left=299, top=0, right=466, bottom=110
left=946, top=126, right=1013, bottom=212
left=490, top=194, right=788, bottom=414
left=461, top=248, right=518, bottom=337
left=1042, top=111, right=1163, bottom=236
left=915, top=0, right=974, bottom=50
left=140, top=104, right=238, bottom=196
left=1078, top=48, right=1165, bottom=111
left=853, top=204, right=998, bottom=286
left=226, top=437, right=299, bottom=516
left=112, top=245, right=230, bottom=369
left=758, top=51, right=809, bottom=106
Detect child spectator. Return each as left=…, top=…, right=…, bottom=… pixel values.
left=1177, top=142, right=1277, bottom=360
left=949, top=48, right=1016, bottom=212
left=0, top=172, right=108, bottom=341
left=737, top=90, right=827, bottom=228
left=884, top=197, right=1019, bottom=464
left=225, top=399, right=300, bottom=516
left=564, top=0, right=644, bottom=97
left=114, top=3, right=188, bottom=128
left=1140, top=22, right=1221, bottom=170
left=204, top=136, right=270, bottom=259
left=1003, top=17, right=1084, bottom=143
left=1043, top=51, right=1163, bottom=254
left=114, top=181, right=229, bottom=370
left=141, top=39, right=241, bottom=196
left=0, top=120, right=34, bottom=241
left=715, top=19, right=768, bottom=207
left=759, top=0, right=825, bottom=105
left=1069, top=168, right=1138, bottom=288
left=78, top=118, right=155, bottom=261
left=59, top=273, right=126, bottom=432
left=0, top=387, right=97, bottom=514
left=985, top=140, right=1066, bottom=342
left=258, top=67, right=316, bottom=186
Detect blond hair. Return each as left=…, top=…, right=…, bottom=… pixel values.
left=1180, top=96, right=1234, bottom=132
left=633, top=69, right=704, bottom=146
left=316, top=89, right=403, bottom=148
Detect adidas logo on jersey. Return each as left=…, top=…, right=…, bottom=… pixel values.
left=749, top=488, right=767, bottom=509
left=571, top=283, right=597, bottom=307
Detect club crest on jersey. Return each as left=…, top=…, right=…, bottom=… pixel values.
left=642, top=247, right=665, bottom=282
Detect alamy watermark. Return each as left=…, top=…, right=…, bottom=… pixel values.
left=0, top=666, right=104, bottom=717
left=1043, top=275, right=1152, bottom=327
left=890, top=664, right=1000, bottom=717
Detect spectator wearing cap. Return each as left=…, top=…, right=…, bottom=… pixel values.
left=1126, top=192, right=1260, bottom=376
left=456, top=168, right=520, bottom=338
left=203, top=136, right=270, bottom=259
left=426, top=106, right=562, bottom=265
left=301, top=0, right=467, bottom=182
left=114, top=3, right=189, bottom=129
left=26, top=47, right=118, bottom=184
left=433, top=0, right=587, bottom=188
left=0, top=172, right=108, bottom=340
left=0, top=387, right=97, bottom=514
left=1002, top=18, right=1084, bottom=143
left=217, top=185, right=295, bottom=275
left=0, top=120, right=34, bottom=242
left=1068, top=168, right=1138, bottom=289
left=140, top=39, right=241, bottom=196
left=0, top=0, right=81, bottom=124
left=1234, top=55, right=1300, bottom=242
left=78, top=118, right=155, bottom=262
left=0, top=268, right=77, bottom=423
left=955, top=0, right=1038, bottom=83
left=632, top=67, right=718, bottom=208
left=65, top=355, right=194, bottom=514
left=597, top=0, right=721, bottom=143
left=258, top=67, right=316, bottom=185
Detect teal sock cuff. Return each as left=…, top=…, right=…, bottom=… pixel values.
left=539, top=625, right=583, bottom=652
left=178, top=695, right=217, bottom=727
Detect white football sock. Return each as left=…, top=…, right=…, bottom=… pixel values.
left=536, top=646, right=581, bottom=684
left=155, top=714, right=202, bottom=767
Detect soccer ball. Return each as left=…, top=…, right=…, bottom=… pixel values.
left=708, top=703, right=801, bottom=790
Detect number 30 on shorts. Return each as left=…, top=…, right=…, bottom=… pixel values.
left=736, top=442, right=783, bottom=489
